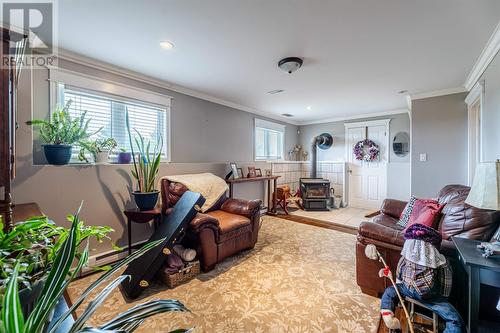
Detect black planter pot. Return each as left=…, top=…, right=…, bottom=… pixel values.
left=19, top=278, right=45, bottom=318
left=132, top=191, right=159, bottom=211
left=43, top=144, right=73, bottom=165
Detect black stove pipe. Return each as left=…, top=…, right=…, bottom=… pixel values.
left=310, top=133, right=333, bottom=178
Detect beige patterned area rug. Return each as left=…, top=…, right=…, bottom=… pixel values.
left=67, top=216, right=380, bottom=332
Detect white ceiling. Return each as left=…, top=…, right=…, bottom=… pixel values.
left=58, top=0, right=500, bottom=124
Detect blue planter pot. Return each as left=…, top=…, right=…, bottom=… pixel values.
left=43, top=145, right=73, bottom=165
left=132, top=191, right=159, bottom=211
left=117, top=152, right=132, bottom=164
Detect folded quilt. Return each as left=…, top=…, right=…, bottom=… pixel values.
left=159, top=172, right=228, bottom=212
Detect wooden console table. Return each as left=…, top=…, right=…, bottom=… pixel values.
left=226, top=176, right=280, bottom=215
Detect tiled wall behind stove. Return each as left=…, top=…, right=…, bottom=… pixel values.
left=272, top=162, right=303, bottom=193
left=271, top=162, right=346, bottom=198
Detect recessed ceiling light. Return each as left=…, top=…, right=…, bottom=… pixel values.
left=398, top=90, right=408, bottom=94
left=281, top=113, right=294, bottom=117
left=267, top=89, right=285, bottom=95
left=306, top=106, right=312, bottom=110
left=159, top=40, right=174, bottom=50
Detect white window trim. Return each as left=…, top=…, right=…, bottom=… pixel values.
left=254, top=118, right=286, bottom=161
left=48, top=68, right=172, bottom=162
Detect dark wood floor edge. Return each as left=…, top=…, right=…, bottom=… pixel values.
left=275, top=213, right=358, bottom=235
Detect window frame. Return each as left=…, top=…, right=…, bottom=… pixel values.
left=48, top=68, right=172, bottom=163
left=254, top=118, right=286, bottom=161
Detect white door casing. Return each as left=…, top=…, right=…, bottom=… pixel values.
left=345, top=119, right=390, bottom=210
left=465, top=81, right=484, bottom=185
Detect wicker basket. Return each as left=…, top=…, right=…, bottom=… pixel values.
left=160, top=260, right=200, bottom=288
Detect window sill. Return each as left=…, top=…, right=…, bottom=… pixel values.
left=33, top=161, right=171, bottom=167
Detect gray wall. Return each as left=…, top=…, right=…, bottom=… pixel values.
left=481, top=50, right=500, bottom=162
left=13, top=59, right=298, bottom=256
left=298, top=113, right=411, bottom=200
left=411, top=93, right=468, bottom=197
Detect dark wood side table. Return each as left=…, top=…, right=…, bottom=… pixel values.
left=124, top=208, right=162, bottom=254
left=452, top=236, right=500, bottom=333
left=226, top=175, right=280, bottom=215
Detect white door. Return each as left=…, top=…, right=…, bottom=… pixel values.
left=345, top=120, right=389, bottom=210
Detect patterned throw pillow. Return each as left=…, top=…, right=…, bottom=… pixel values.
left=404, top=199, right=444, bottom=230
left=397, top=196, right=417, bottom=227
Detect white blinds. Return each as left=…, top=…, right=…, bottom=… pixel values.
left=63, top=86, right=167, bottom=158
left=254, top=118, right=285, bottom=160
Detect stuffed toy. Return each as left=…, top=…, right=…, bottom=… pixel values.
left=379, top=223, right=465, bottom=333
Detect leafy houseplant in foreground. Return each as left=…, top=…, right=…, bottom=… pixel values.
left=126, top=111, right=163, bottom=211
left=0, top=205, right=190, bottom=333
left=26, top=100, right=98, bottom=165
left=0, top=215, right=113, bottom=317
left=78, top=138, right=117, bottom=164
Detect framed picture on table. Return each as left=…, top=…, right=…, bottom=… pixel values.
left=237, top=168, right=244, bottom=178
left=230, top=162, right=240, bottom=179
left=248, top=166, right=257, bottom=178
left=255, top=168, right=262, bottom=177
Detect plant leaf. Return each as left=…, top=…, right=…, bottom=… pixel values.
left=1, top=263, right=25, bottom=333
left=47, top=239, right=164, bottom=333
left=68, top=276, right=130, bottom=333
left=100, top=300, right=189, bottom=330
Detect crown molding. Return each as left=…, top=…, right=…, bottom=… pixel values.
left=465, top=20, right=500, bottom=91
left=298, top=108, right=409, bottom=126
left=409, top=87, right=467, bottom=101
left=56, top=49, right=301, bottom=126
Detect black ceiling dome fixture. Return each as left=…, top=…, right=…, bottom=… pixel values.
left=278, top=57, right=303, bottom=74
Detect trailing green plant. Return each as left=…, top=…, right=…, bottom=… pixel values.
left=0, top=205, right=190, bottom=333
left=126, top=111, right=162, bottom=193
left=0, top=214, right=113, bottom=299
left=26, top=100, right=99, bottom=145
left=78, top=138, right=118, bottom=163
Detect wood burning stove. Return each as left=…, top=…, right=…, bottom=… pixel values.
left=300, top=178, right=330, bottom=211
left=301, top=132, right=334, bottom=211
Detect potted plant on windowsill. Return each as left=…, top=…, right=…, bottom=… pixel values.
left=126, top=111, right=163, bottom=211
left=117, top=148, right=132, bottom=164
left=78, top=137, right=117, bottom=164
left=26, top=100, right=97, bottom=165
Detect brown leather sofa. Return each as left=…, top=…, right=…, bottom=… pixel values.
left=356, top=184, right=500, bottom=297
left=161, top=179, right=262, bottom=272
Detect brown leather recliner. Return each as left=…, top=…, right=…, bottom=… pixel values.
left=356, top=184, right=500, bottom=297
left=161, top=179, right=262, bottom=272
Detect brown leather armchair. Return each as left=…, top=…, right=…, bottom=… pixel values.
left=356, top=184, right=500, bottom=298
left=161, top=179, right=262, bottom=272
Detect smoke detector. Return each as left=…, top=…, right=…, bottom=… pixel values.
left=278, top=57, right=303, bottom=74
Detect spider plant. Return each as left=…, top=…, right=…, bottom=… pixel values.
left=78, top=138, right=118, bottom=163
left=0, top=204, right=190, bottom=333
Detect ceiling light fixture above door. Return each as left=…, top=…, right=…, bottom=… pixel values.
left=278, top=57, right=303, bottom=74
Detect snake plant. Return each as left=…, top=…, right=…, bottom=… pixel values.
left=0, top=204, right=190, bottom=333
left=126, top=111, right=163, bottom=193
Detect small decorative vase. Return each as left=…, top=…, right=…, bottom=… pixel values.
left=43, top=144, right=73, bottom=165
left=132, top=190, right=159, bottom=211
left=117, top=151, right=132, bottom=164
left=95, top=151, right=109, bottom=163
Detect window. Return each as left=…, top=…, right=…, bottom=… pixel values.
left=50, top=69, right=171, bottom=162
left=254, top=118, right=285, bottom=160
